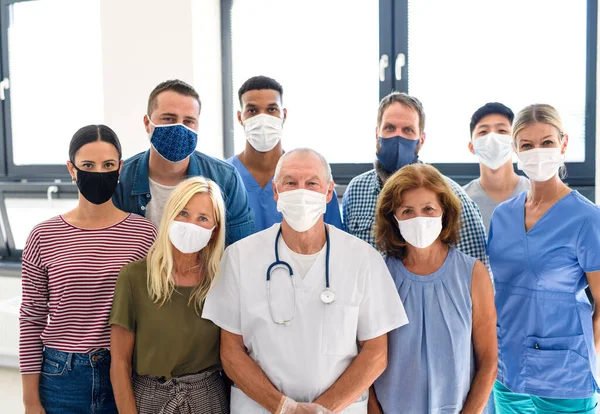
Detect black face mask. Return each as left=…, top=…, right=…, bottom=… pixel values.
left=73, top=165, right=120, bottom=205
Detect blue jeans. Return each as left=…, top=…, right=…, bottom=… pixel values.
left=39, top=347, right=117, bottom=414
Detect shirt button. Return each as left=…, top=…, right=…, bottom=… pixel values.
left=146, top=194, right=150, bottom=198
left=141, top=206, right=146, bottom=211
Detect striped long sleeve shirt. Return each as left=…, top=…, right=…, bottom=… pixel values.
left=19, top=214, right=156, bottom=374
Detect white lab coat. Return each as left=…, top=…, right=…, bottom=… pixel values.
left=203, top=224, right=408, bottom=414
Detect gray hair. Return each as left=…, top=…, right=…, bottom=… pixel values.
left=274, top=148, right=332, bottom=183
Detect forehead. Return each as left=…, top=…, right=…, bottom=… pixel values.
left=475, top=113, right=511, bottom=129
left=154, top=90, right=200, bottom=115
left=241, top=89, right=282, bottom=106
left=73, top=141, right=119, bottom=161
left=382, top=102, right=419, bottom=125
left=516, top=122, right=559, bottom=141
left=280, top=153, right=326, bottom=179
left=184, top=193, right=213, bottom=212
left=400, top=186, right=440, bottom=204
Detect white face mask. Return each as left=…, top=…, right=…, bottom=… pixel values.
left=396, top=215, right=442, bottom=249
left=472, top=132, right=513, bottom=170
left=517, top=148, right=563, bottom=182
left=243, top=114, right=284, bottom=152
left=168, top=221, right=214, bottom=254
left=276, top=188, right=327, bottom=233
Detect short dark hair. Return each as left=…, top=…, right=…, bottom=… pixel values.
left=69, top=125, right=122, bottom=163
left=147, top=79, right=201, bottom=117
left=469, top=102, right=514, bottom=136
left=238, top=76, right=283, bottom=105
left=377, top=92, right=425, bottom=134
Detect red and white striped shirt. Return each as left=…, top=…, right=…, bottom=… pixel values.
left=19, top=214, right=157, bottom=374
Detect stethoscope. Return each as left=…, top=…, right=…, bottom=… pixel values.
left=266, top=225, right=335, bottom=325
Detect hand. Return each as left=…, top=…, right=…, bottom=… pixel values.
left=24, top=403, right=46, bottom=414
left=277, top=396, right=334, bottom=414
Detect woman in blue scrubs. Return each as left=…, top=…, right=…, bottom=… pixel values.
left=371, top=163, right=497, bottom=413
left=488, top=104, right=600, bottom=413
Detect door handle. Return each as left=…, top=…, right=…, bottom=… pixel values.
left=379, top=54, right=389, bottom=82
left=395, top=53, right=406, bottom=81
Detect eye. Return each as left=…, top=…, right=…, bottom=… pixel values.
left=401, top=209, right=412, bottom=215
left=104, top=162, right=115, bottom=169
left=247, top=109, right=256, bottom=114
left=179, top=211, right=188, bottom=217
left=184, top=120, right=195, bottom=126
left=385, top=125, right=395, bottom=131
left=162, top=117, right=175, bottom=122
left=543, top=140, right=555, bottom=145
left=198, top=216, right=208, bottom=222
left=478, top=130, right=488, bottom=136
left=268, top=108, right=278, bottom=113
left=424, top=206, right=435, bottom=212
left=498, top=129, right=509, bottom=134
left=520, top=143, right=532, bottom=149
left=404, top=127, right=414, bottom=134
left=82, top=163, right=93, bottom=169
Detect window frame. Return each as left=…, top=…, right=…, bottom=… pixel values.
left=221, top=0, right=598, bottom=188
left=0, top=0, right=85, bottom=181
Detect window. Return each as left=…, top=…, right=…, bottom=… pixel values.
left=408, top=0, right=587, bottom=164
left=226, top=0, right=381, bottom=164
left=223, top=0, right=597, bottom=187
left=4, top=0, right=104, bottom=177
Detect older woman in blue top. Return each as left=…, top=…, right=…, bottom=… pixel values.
left=488, top=104, right=600, bottom=413
left=370, top=163, right=497, bottom=413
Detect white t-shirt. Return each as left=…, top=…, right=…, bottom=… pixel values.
left=280, top=239, right=323, bottom=280
left=145, top=178, right=177, bottom=226
left=203, top=224, right=408, bottom=414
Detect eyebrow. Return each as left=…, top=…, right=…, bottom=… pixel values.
left=519, top=134, right=554, bottom=142
left=79, top=159, right=118, bottom=163
left=399, top=202, right=435, bottom=208
left=476, top=122, right=510, bottom=129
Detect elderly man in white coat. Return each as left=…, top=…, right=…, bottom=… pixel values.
left=202, top=148, right=408, bottom=414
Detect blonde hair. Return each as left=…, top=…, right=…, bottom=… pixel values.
left=146, top=176, right=226, bottom=314
left=512, top=104, right=565, bottom=144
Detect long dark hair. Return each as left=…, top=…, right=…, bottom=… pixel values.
left=69, top=125, right=122, bottom=163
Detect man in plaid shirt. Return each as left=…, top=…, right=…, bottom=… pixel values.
left=342, top=92, right=488, bottom=266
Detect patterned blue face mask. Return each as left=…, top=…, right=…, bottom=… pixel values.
left=376, top=135, right=419, bottom=172
left=148, top=118, right=198, bottom=163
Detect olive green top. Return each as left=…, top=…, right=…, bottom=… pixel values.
left=109, top=259, right=220, bottom=379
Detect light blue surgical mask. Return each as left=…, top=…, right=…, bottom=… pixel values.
left=376, top=135, right=419, bottom=172
left=148, top=117, right=198, bottom=163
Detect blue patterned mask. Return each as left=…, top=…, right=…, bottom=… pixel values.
left=376, top=136, right=419, bottom=172
left=149, top=119, right=198, bottom=163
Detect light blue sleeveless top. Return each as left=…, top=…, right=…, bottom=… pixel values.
left=374, top=247, right=478, bottom=413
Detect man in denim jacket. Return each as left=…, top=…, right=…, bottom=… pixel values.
left=114, top=79, right=254, bottom=245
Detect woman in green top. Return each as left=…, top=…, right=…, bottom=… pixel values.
left=109, top=176, right=228, bottom=414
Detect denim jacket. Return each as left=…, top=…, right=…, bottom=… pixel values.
left=113, top=150, right=254, bottom=245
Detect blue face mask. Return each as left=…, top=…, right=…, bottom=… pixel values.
left=149, top=120, right=198, bottom=163
left=376, top=136, right=419, bottom=172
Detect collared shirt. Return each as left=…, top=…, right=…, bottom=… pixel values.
left=227, top=155, right=343, bottom=232
left=114, top=150, right=254, bottom=246
left=342, top=169, right=488, bottom=266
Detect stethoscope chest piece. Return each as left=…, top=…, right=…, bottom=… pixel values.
left=320, top=288, right=336, bottom=304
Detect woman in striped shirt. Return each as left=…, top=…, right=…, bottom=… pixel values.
left=19, top=125, right=157, bottom=414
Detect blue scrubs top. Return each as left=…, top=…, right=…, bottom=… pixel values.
left=227, top=156, right=343, bottom=232
left=488, top=191, right=600, bottom=399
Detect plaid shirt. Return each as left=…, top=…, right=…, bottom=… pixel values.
left=342, top=169, right=489, bottom=266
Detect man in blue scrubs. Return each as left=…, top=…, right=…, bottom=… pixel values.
left=228, top=76, right=343, bottom=232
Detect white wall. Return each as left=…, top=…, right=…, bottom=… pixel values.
left=100, top=0, right=223, bottom=159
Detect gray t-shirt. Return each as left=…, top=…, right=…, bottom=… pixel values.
left=145, top=178, right=177, bottom=227
left=463, top=175, right=530, bottom=234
